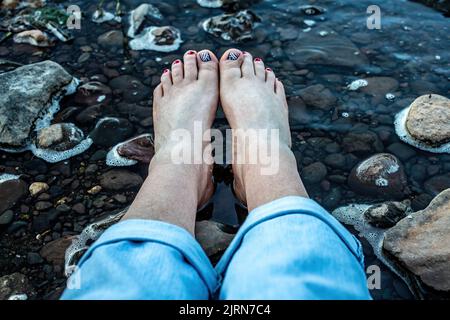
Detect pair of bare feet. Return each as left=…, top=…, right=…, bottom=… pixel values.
left=124, top=49, right=308, bottom=235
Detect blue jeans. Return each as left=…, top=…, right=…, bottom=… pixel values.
left=61, top=196, right=371, bottom=300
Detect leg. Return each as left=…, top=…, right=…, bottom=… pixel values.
left=216, top=49, right=371, bottom=299
left=62, top=50, right=220, bottom=300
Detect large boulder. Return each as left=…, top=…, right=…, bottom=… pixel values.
left=0, top=61, right=76, bottom=148
left=383, top=188, right=450, bottom=291
left=0, top=178, right=28, bottom=214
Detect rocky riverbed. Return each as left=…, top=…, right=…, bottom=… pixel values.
left=0, top=0, right=449, bottom=300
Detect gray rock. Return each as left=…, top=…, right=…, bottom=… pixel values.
left=360, top=77, right=399, bottom=97
left=383, top=188, right=450, bottom=291
left=97, top=30, right=124, bottom=47
left=364, top=201, right=409, bottom=228
left=424, top=173, right=450, bottom=196
left=99, top=169, right=143, bottom=191
left=342, top=130, right=383, bottom=155
left=0, top=210, right=14, bottom=225
left=0, top=179, right=28, bottom=214
left=40, top=236, right=75, bottom=268
left=286, top=28, right=368, bottom=68
left=195, top=220, right=235, bottom=257
left=298, top=84, right=336, bottom=110
left=36, top=123, right=84, bottom=151
left=301, top=162, right=327, bottom=184
left=0, top=61, right=75, bottom=148
left=0, top=273, right=35, bottom=300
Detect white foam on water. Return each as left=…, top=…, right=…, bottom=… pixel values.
left=347, top=79, right=368, bottom=91
left=30, top=137, right=93, bottom=163
left=91, top=10, right=121, bottom=24
left=128, top=26, right=183, bottom=52
left=0, top=173, right=20, bottom=183
left=394, top=107, right=450, bottom=154
left=64, top=210, right=127, bottom=277
left=197, top=0, right=223, bottom=8
left=332, top=204, right=416, bottom=296
left=106, top=134, right=153, bottom=167
left=8, top=294, right=28, bottom=300
left=386, top=93, right=396, bottom=101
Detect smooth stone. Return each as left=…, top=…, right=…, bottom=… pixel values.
left=99, top=169, right=143, bottom=191
left=72, top=203, right=86, bottom=214
left=109, top=75, right=149, bottom=103
left=90, top=117, right=134, bottom=148
left=117, top=135, right=155, bottom=163
left=342, top=130, right=383, bottom=155
left=36, top=123, right=84, bottom=151
left=383, top=189, right=450, bottom=291
left=40, top=236, right=75, bottom=268
left=286, top=28, right=368, bottom=68
left=26, top=252, right=43, bottom=265
left=195, top=220, right=235, bottom=257
left=301, top=162, right=327, bottom=184
left=298, top=84, right=336, bottom=110
left=405, top=94, right=450, bottom=147
left=386, top=142, right=416, bottom=161
left=73, top=81, right=112, bottom=106
left=97, top=30, right=124, bottom=48
left=360, top=77, right=399, bottom=97
left=29, top=182, right=49, bottom=197
left=35, top=201, right=53, bottom=211
left=348, top=153, right=408, bottom=199
left=364, top=201, right=409, bottom=228
left=0, top=179, right=28, bottom=214
left=0, top=61, right=75, bottom=148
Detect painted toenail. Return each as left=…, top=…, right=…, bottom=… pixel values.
left=163, top=69, right=169, bottom=73
left=173, top=60, right=181, bottom=64
left=199, top=51, right=212, bottom=62
left=255, top=58, right=262, bottom=62
left=187, top=50, right=196, bottom=55
left=228, top=51, right=240, bottom=60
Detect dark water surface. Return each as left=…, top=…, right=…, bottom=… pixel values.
left=0, top=0, right=449, bottom=299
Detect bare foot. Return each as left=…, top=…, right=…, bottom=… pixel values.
left=123, top=50, right=219, bottom=234
left=219, top=49, right=308, bottom=210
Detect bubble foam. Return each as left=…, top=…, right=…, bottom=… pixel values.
left=30, top=137, right=93, bottom=163
left=394, top=107, right=450, bottom=154
left=0, top=173, right=20, bottom=183
left=64, top=209, right=127, bottom=277
left=197, top=0, right=223, bottom=8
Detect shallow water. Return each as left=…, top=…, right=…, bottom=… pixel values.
left=0, top=0, right=449, bottom=299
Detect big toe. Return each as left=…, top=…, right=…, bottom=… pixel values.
left=220, top=48, right=244, bottom=80
left=197, top=50, right=219, bottom=82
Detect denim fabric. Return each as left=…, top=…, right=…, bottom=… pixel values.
left=61, top=196, right=371, bottom=300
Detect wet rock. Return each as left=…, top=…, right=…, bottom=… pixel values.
left=299, top=84, right=336, bottom=110
left=386, top=142, right=416, bottom=161
left=0, top=210, right=14, bottom=225
left=127, top=3, right=162, bottom=38
left=202, top=10, right=261, bottom=42
left=27, top=252, right=43, bottom=265
left=36, top=123, right=84, bottom=151
left=107, top=134, right=155, bottom=166
left=364, top=201, right=409, bottom=228
left=90, top=117, right=134, bottom=148
left=0, top=273, right=34, bottom=300
left=99, top=169, right=143, bottom=191
left=0, top=179, right=28, bottom=214
left=0, top=61, right=77, bottom=148
left=195, top=220, right=235, bottom=257
left=91, top=9, right=121, bottom=24
left=87, top=185, right=102, bottom=195
left=383, top=189, right=450, bottom=291
left=13, top=30, right=53, bottom=47
left=35, top=201, right=52, bottom=211
left=348, top=153, right=408, bottom=199
left=324, top=153, right=346, bottom=169
left=40, top=236, right=75, bottom=268
left=129, top=26, right=182, bottom=52
left=424, top=173, right=450, bottom=196
left=405, top=94, right=450, bottom=148
left=73, top=81, right=112, bottom=106
left=72, top=203, right=86, bottom=214
left=75, top=104, right=102, bottom=125
left=286, top=28, right=368, bottom=68
left=29, top=182, right=49, bottom=197
left=97, top=30, right=124, bottom=48
left=360, top=77, right=399, bottom=98
left=342, top=130, right=383, bottom=155
left=109, top=75, right=149, bottom=103
left=301, top=162, right=327, bottom=184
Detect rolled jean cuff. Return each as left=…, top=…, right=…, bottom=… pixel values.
left=76, top=219, right=220, bottom=296
left=215, top=196, right=364, bottom=276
